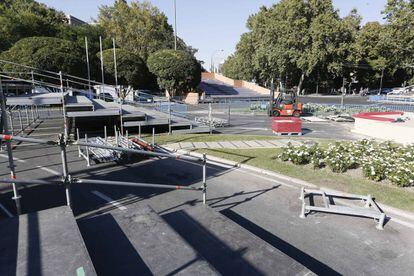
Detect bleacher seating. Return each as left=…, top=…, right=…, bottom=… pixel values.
left=199, top=79, right=263, bottom=98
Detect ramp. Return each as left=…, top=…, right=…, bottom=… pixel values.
left=163, top=206, right=314, bottom=276
left=0, top=206, right=96, bottom=276
left=78, top=204, right=217, bottom=275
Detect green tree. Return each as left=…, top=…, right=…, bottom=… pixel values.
left=100, top=48, right=155, bottom=89
left=98, top=0, right=193, bottom=61
left=58, top=24, right=111, bottom=81
left=147, top=49, right=201, bottom=97
left=383, top=0, right=414, bottom=85
left=222, top=33, right=257, bottom=81
left=353, top=22, right=392, bottom=87
left=0, top=0, right=66, bottom=52
left=223, top=0, right=361, bottom=93
left=0, top=37, right=84, bottom=76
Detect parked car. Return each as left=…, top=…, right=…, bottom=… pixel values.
left=389, top=85, right=414, bottom=95
left=378, top=88, right=392, bottom=95
left=134, top=90, right=154, bottom=103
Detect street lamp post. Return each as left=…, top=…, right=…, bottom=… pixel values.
left=210, top=49, right=224, bottom=73
left=174, top=0, right=177, bottom=51
left=85, top=37, right=91, bottom=93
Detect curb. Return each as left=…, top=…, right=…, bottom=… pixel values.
left=163, top=146, right=414, bottom=224
left=164, top=146, right=317, bottom=189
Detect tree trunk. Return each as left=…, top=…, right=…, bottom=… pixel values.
left=297, top=72, right=305, bottom=95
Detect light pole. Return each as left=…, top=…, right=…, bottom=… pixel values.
left=210, top=49, right=223, bottom=73
left=174, top=0, right=177, bottom=50
left=85, top=37, right=91, bottom=93
left=99, top=36, right=105, bottom=85
left=379, top=68, right=384, bottom=95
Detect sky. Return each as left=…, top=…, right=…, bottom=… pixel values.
left=37, top=0, right=388, bottom=70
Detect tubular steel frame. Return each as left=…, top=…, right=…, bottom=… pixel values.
left=299, top=187, right=386, bottom=230
left=0, top=133, right=208, bottom=215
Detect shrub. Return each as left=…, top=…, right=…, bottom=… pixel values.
left=278, top=139, right=414, bottom=187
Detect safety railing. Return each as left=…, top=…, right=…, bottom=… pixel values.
left=0, top=133, right=208, bottom=217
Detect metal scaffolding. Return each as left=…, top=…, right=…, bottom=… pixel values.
left=299, top=187, right=386, bottom=230
left=0, top=133, right=208, bottom=214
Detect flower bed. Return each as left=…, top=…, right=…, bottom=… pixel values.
left=278, top=140, right=414, bottom=187
left=303, top=103, right=389, bottom=116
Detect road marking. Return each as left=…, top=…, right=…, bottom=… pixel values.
left=0, top=154, right=27, bottom=163
left=91, top=191, right=127, bottom=211
left=238, top=168, right=297, bottom=189
left=0, top=203, right=13, bottom=218
left=233, top=127, right=270, bottom=131
left=36, top=166, right=61, bottom=176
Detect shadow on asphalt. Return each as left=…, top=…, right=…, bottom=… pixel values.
left=220, top=209, right=340, bottom=275
left=78, top=214, right=152, bottom=276
left=0, top=214, right=19, bottom=276
left=158, top=186, right=280, bottom=215
left=163, top=210, right=265, bottom=275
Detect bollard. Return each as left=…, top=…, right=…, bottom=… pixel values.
left=202, top=153, right=207, bottom=205
left=85, top=134, right=90, bottom=167
left=152, top=128, right=155, bottom=145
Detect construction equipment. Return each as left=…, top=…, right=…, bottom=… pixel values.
left=268, top=81, right=303, bottom=117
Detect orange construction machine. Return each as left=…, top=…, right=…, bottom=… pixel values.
left=268, top=89, right=303, bottom=117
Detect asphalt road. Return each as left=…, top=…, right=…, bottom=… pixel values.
left=217, top=113, right=366, bottom=140
left=0, top=115, right=414, bottom=275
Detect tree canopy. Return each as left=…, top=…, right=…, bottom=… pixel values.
left=0, top=0, right=66, bottom=52
left=223, top=0, right=414, bottom=93
left=147, top=49, right=202, bottom=97
left=0, top=37, right=85, bottom=76
left=100, top=48, right=154, bottom=89
left=98, top=0, right=194, bottom=61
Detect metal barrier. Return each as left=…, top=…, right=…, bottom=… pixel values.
left=0, top=133, right=208, bottom=215
left=299, top=187, right=386, bottom=230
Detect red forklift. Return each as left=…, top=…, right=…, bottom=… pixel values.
left=268, top=82, right=303, bottom=117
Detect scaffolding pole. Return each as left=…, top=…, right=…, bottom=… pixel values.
left=59, top=71, right=68, bottom=139
left=0, top=134, right=203, bottom=163
left=0, top=79, right=21, bottom=215
left=59, top=135, right=71, bottom=207
left=202, top=153, right=207, bottom=205
left=0, top=178, right=203, bottom=192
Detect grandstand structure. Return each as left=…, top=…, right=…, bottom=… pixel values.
left=198, top=72, right=271, bottom=102
left=0, top=60, right=210, bottom=137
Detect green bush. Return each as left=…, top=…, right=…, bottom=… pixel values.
left=278, top=140, right=414, bottom=187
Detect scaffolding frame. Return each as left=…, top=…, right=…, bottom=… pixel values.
left=0, top=133, right=208, bottom=215
left=299, top=187, right=386, bottom=230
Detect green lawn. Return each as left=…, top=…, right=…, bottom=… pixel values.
left=194, top=148, right=414, bottom=212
